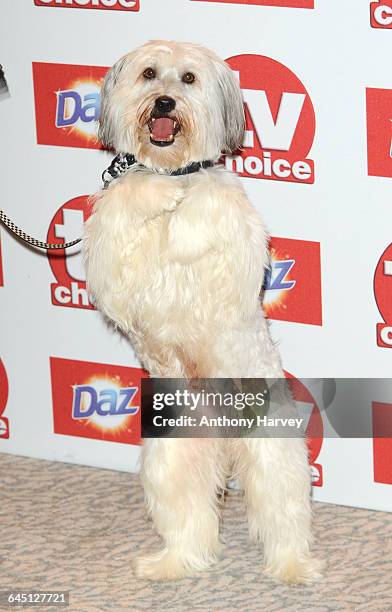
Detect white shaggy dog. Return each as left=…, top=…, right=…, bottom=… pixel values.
left=84, top=40, right=322, bottom=583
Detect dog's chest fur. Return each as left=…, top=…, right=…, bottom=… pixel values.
left=85, top=167, right=266, bottom=366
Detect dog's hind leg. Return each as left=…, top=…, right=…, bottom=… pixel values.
left=235, top=437, right=324, bottom=584
left=133, top=438, right=226, bottom=580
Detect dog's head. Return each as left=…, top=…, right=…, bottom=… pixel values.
left=99, top=40, right=245, bottom=170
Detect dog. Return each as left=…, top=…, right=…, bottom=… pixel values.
left=84, top=40, right=322, bottom=583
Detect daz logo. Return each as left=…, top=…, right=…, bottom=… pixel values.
left=225, top=55, right=315, bottom=184
left=374, top=243, right=392, bottom=348
left=263, top=237, right=322, bottom=325
left=285, top=372, right=323, bottom=486
left=47, top=196, right=93, bottom=309
left=34, top=0, right=139, bottom=10
left=51, top=357, right=145, bottom=444
left=192, top=1, right=313, bottom=7
left=33, top=62, right=108, bottom=149
left=370, top=1, right=392, bottom=28
left=0, top=360, right=9, bottom=439
left=366, top=88, right=392, bottom=178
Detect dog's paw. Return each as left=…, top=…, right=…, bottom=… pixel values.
left=133, top=549, right=193, bottom=581
left=264, top=555, right=324, bottom=585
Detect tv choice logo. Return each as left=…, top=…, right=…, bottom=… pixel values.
left=263, top=237, right=322, bottom=326
left=51, top=357, right=146, bottom=444
left=225, top=54, right=315, bottom=184
left=370, top=1, right=392, bottom=28
left=47, top=196, right=94, bottom=310
left=366, top=88, right=392, bottom=179
left=374, top=243, right=392, bottom=348
left=285, top=372, right=323, bottom=486
left=192, top=0, right=314, bottom=7
left=34, top=0, right=139, bottom=10
left=372, top=402, right=392, bottom=484
left=0, top=359, right=9, bottom=439
left=33, top=62, right=107, bottom=149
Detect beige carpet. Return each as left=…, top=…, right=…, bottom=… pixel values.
left=0, top=453, right=391, bottom=611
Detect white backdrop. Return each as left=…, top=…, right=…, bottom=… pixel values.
left=0, top=0, right=391, bottom=512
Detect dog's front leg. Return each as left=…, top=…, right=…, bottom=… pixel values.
left=238, top=437, right=324, bottom=584
left=133, top=438, right=225, bottom=580
left=84, top=172, right=185, bottom=326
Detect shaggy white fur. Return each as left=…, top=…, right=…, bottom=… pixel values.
left=84, top=40, right=323, bottom=583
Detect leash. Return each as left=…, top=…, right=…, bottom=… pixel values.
left=0, top=209, right=82, bottom=251
left=0, top=65, right=80, bottom=250
left=0, top=154, right=214, bottom=251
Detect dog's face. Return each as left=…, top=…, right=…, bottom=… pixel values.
left=99, top=41, right=245, bottom=169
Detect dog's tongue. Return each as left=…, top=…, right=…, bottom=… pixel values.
left=151, top=117, right=175, bottom=141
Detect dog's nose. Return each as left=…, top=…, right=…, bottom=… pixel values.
left=154, top=96, right=176, bottom=114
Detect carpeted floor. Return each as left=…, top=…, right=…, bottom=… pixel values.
left=0, top=453, right=391, bottom=611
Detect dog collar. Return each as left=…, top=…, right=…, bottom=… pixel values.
left=102, top=153, right=215, bottom=189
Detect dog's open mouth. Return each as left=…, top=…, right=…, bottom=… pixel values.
left=147, top=116, right=180, bottom=147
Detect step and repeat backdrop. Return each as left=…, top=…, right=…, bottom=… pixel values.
left=0, top=0, right=391, bottom=511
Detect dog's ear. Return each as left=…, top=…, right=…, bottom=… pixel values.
left=215, top=60, right=245, bottom=154
left=98, top=56, right=128, bottom=149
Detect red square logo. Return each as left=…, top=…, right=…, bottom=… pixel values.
left=370, top=1, right=392, bottom=28
left=51, top=357, right=147, bottom=445
left=263, top=237, right=322, bottom=325
left=32, top=62, right=109, bottom=149
left=366, top=88, right=392, bottom=178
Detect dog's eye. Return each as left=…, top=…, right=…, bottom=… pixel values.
left=143, top=67, right=156, bottom=80
left=182, top=72, right=195, bottom=84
